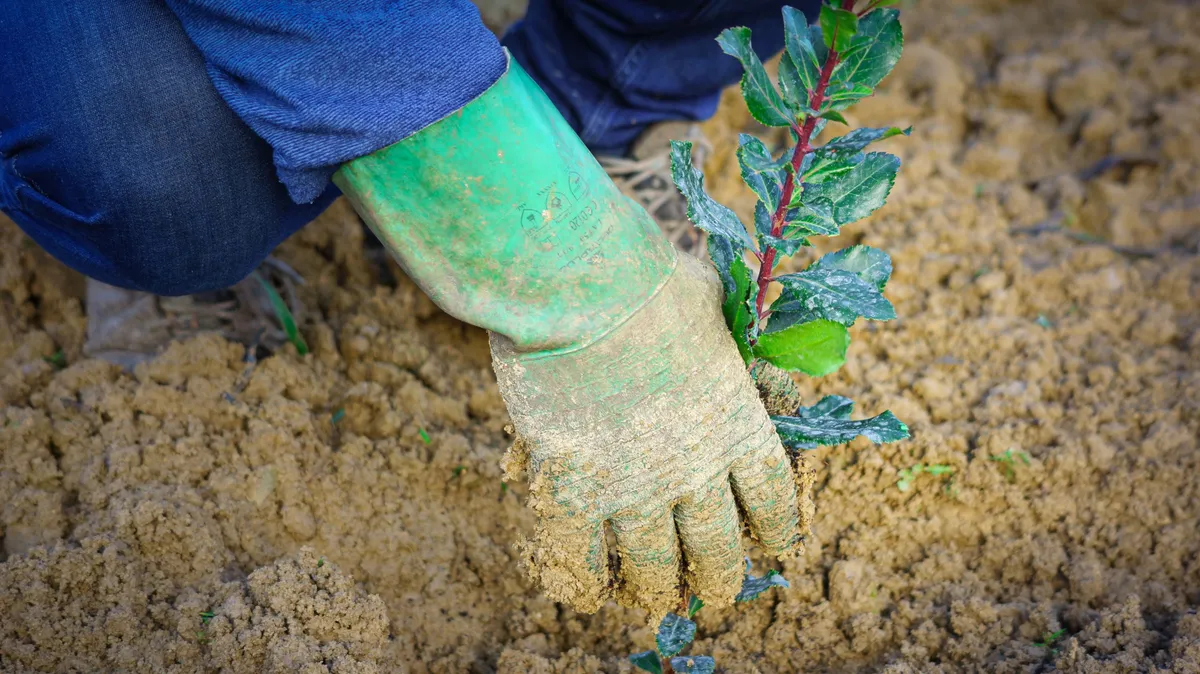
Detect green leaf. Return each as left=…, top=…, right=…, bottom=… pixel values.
left=687, top=596, right=704, bottom=618
left=717, top=27, right=796, bottom=127
left=736, top=563, right=790, bottom=602
left=754, top=200, right=774, bottom=240
left=773, top=401, right=909, bottom=450
left=835, top=9, right=903, bottom=93
left=795, top=394, right=855, bottom=419
left=824, top=82, right=875, bottom=111
left=785, top=196, right=837, bottom=237
left=629, top=651, right=663, bottom=674
left=812, top=245, right=893, bottom=291
left=657, top=613, right=697, bottom=658
left=671, top=141, right=755, bottom=249
left=669, top=656, right=716, bottom=674
left=819, top=5, right=859, bottom=52
left=773, top=267, right=896, bottom=326
left=736, top=134, right=786, bottom=211
left=800, top=152, right=899, bottom=228
left=782, top=7, right=822, bottom=95
left=752, top=319, right=848, bottom=376
left=821, top=126, right=911, bottom=154
left=760, top=232, right=808, bottom=257
left=820, top=110, right=849, bottom=125
left=708, top=233, right=757, bottom=363
left=42, top=350, right=67, bottom=370
left=254, top=271, right=308, bottom=355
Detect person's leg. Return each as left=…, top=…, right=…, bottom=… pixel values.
left=0, top=0, right=337, bottom=297
left=502, top=0, right=822, bottom=157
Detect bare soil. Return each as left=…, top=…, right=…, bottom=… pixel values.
left=2, top=0, right=1198, bottom=672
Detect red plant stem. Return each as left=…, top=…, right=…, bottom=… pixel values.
left=751, top=0, right=856, bottom=330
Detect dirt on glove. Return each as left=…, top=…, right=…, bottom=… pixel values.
left=2, top=0, right=1199, bottom=672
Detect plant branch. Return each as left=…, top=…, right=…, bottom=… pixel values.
left=751, top=0, right=855, bottom=333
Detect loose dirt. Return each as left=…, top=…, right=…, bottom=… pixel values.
left=2, top=0, right=1198, bottom=672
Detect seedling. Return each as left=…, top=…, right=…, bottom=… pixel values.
left=629, top=562, right=788, bottom=673
left=896, top=463, right=954, bottom=492
left=1035, top=314, right=1054, bottom=329
left=42, top=350, right=67, bottom=370
left=418, top=428, right=432, bottom=445
left=672, top=1, right=910, bottom=454
left=1035, top=628, right=1067, bottom=655
left=990, top=448, right=1031, bottom=482
left=331, top=408, right=345, bottom=425
left=252, top=270, right=308, bottom=355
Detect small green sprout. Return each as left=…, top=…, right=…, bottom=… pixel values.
left=1035, top=628, right=1068, bottom=655
left=896, top=463, right=954, bottom=492
left=418, top=428, right=432, bottom=445
left=200, top=611, right=214, bottom=625
left=317, top=558, right=325, bottom=568
left=1035, top=314, right=1054, bottom=329
left=253, top=270, right=308, bottom=355
left=452, top=465, right=466, bottom=478
left=42, top=350, right=67, bottom=370
left=990, top=448, right=1031, bottom=482
left=331, top=408, right=345, bottom=424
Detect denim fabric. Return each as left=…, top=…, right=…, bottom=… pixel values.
left=164, top=0, right=508, bottom=204
left=1, top=0, right=817, bottom=296
left=504, top=0, right=819, bottom=155
left=0, top=0, right=340, bottom=295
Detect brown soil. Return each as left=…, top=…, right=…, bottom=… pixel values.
left=2, top=0, right=1199, bottom=672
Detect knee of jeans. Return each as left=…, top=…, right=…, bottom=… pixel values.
left=96, top=176, right=281, bottom=296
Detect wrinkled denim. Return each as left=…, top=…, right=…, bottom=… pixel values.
left=0, top=0, right=815, bottom=295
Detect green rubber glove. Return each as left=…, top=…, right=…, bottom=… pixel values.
left=334, top=53, right=808, bottom=618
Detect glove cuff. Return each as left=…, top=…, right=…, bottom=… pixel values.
left=334, top=51, right=677, bottom=352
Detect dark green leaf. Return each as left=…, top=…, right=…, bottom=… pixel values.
left=777, top=53, right=807, bottom=114
left=795, top=394, right=855, bottom=420
left=819, top=5, right=859, bottom=52
left=708, top=232, right=756, bottom=363
left=754, top=200, right=774, bottom=239
left=736, top=566, right=790, bottom=602
left=737, top=134, right=786, bottom=211
left=801, top=152, right=861, bottom=185
left=760, top=232, right=808, bottom=257
left=687, top=596, right=704, bottom=618
left=671, top=141, right=755, bottom=249
left=752, top=319, right=848, bottom=376
left=812, top=245, right=893, bottom=291
left=800, top=152, right=899, bottom=227
left=717, top=27, right=796, bottom=127
left=629, top=651, right=663, bottom=674
left=821, top=126, right=911, bottom=154
left=779, top=9, right=824, bottom=115
left=773, top=409, right=909, bottom=449
left=669, top=656, right=716, bottom=674
left=835, top=9, right=903, bottom=93
left=773, top=267, right=896, bottom=326
left=824, top=82, right=875, bottom=111
left=42, top=350, right=67, bottom=370
left=785, top=196, right=838, bottom=237
left=657, top=613, right=697, bottom=657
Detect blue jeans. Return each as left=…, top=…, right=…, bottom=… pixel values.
left=0, top=0, right=811, bottom=296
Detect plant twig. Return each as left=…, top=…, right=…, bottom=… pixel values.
left=752, top=0, right=855, bottom=329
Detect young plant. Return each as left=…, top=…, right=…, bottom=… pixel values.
left=671, top=1, right=910, bottom=453
left=629, top=562, right=789, bottom=673
left=895, top=463, right=954, bottom=492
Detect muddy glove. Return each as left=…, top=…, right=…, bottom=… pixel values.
left=334, top=53, right=808, bottom=617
